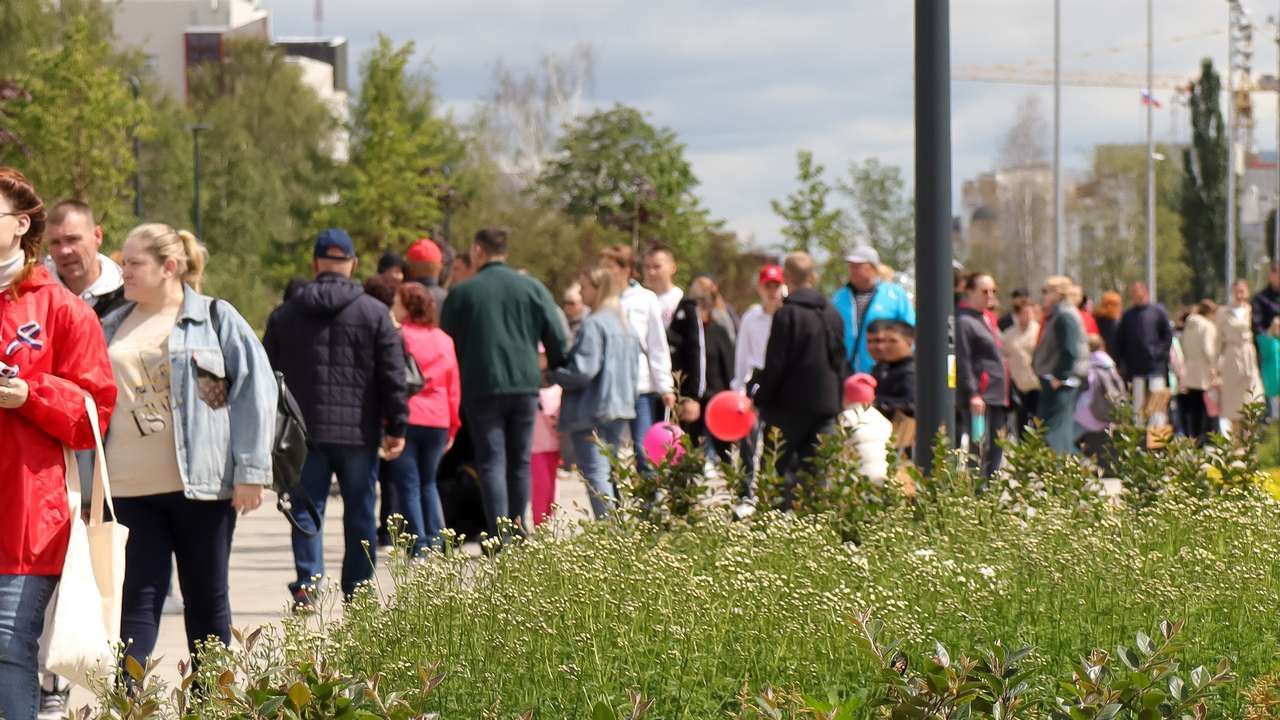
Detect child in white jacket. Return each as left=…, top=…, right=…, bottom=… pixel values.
left=838, top=373, right=894, bottom=484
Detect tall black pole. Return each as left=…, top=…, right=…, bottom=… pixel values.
left=914, top=0, right=955, bottom=472
left=129, top=76, right=142, bottom=218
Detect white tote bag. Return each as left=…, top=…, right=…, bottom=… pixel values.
left=42, top=394, right=130, bottom=689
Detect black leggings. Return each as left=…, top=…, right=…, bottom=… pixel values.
left=1180, top=389, right=1213, bottom=443
left=114, top=492, right=236, bottom=667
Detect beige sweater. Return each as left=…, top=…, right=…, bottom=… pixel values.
left=1001, top=319, right=1041, bottom=394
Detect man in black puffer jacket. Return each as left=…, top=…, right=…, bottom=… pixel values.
left=264, top=228, right=408, bottom=606
left=754, top=252, right=849, bottom=508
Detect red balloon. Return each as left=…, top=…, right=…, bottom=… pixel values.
left=705, top=390, right=757, bottom=442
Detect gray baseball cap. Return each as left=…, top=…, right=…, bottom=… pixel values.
left=845, top=245, right=880, bottom=266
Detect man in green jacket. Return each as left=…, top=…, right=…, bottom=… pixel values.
left=440, top=228, right=567, bottom=539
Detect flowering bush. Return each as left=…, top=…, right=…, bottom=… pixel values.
left=84, top=407, right=1280, bottom=718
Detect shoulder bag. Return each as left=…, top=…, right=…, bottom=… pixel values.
left=42, top=394, right=130, bottom=688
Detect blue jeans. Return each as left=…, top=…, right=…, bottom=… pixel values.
left=629, top=393, right=662, bottom=474
left=386, top=426, right=449, bottom=554
left=737, top=419, right=763, bottom=499
left=0, top=574, right=57, bottom=720
left=465, top=395, right=538, bottom=539
left=571, top=420, right=629, bottom=519
left=290, top=443, right=379, bottom=598
left=1037, top=383, right=1080, bottom=455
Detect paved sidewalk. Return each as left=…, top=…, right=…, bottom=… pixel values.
left=68, top=470, right=593, bottom=710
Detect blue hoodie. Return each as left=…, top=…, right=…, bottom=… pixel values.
left=832, top=281, right=915, bottom=374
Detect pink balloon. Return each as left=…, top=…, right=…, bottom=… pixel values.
left=705, top=391, right=757, bottom=442
left=642, top=421, right=686, bottom=465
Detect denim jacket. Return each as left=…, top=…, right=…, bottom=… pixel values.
left=554, top=308, right=639, bottom=433
left=101, top=286, right=277, bottom=500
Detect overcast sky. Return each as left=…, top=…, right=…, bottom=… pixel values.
left=265, top=0, right=1270, bottom=249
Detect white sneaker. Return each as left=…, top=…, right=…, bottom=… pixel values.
left=38, top=674, right=70, bottom=719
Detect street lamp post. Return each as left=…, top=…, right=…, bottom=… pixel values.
left=129, top=76, right=142, bottom=219
left=187, top=123, right=210, bottom=241
left=1145, top=0, right=1157, bottom=301
left=1228, top=6, right=1237, bottom=297
left=914, top=0, right=955, bottom=472
left=1053, top=0, right=1064, bottom=275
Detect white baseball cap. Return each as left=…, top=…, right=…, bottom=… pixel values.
left=845, top=246, right=880, bottom=266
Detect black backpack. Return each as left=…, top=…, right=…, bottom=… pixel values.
left=209, top=300, right=321, bottom=536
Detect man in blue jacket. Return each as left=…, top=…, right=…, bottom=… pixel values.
left=832, top=245, right=915, bottom=374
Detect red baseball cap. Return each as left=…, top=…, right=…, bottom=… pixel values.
left=758, top=264, right=784, bottom=286
left=406, top=238, right=442, bottom=264
left=843, top=373, right=877, bottom=406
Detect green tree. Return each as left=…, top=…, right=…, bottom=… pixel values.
left=770, top=150, right=846, bottom=265
left=1074, top=144, right=1190, bottom=303
left=0, top=16, right=146, bottom=239
left=841, top=157, right=915, bottom=273
left=187, top=39, right=339, bottom=327
left=1180, top=58, right=1228, bottom=301
left=536, top=104, right=712, bottom=266
left=327, top=35, right=458, bottom=258
left=0, top=0, right=115, bottom=69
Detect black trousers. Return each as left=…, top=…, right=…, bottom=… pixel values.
left=1180, top=389, right=1212, bottom=443
left=115, top=492, right=236, bottom=667
left=1015, top=389, right=1040, bottom=439
left=765, top=412, right=836, bottom=510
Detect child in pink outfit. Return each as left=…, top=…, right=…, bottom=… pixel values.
left=531, top=350, right=563, bottom=525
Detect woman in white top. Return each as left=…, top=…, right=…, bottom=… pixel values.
left=1180, top=300, right=1218, bottom=441
left=1216, top=279, right=1264, bottom=431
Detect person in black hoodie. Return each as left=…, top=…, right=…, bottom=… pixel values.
left=955, top=272, right=1009, bottom=480
left=868, top=320, right=916, bottom=418
left=1253, top=265, right=1280, bottom=338
left=668, top=276, right=735, bottom=461
left=1111, top=281, right=1172, bottom=424
left=263, top=228, right=408, bottom=606
left=754, top=252, right=848, bottom=508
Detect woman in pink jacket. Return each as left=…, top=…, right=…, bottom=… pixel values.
left=389, top=283, right=460, bottom=554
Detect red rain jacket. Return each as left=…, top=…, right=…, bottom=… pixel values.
left=0, top=265, right=116, bottom=575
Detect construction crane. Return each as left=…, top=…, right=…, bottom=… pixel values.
left=953, top=65, right=1188, bottom=89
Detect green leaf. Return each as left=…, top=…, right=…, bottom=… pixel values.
left=1190, top=666, right=1208, bottom=689
left=124, top=655, right=145, bottom=683
left=258, top=696, right=288, bottom=716
left=592, top=700, right=616, bottom=720
left=1169, top=675, right=1185, bottom=701
left=287, top=681, right=312, bottom=711
left=1135, top=631, right=1154, bottom=655
left=935, top=641, right=951, bottom=669
left=1097, top=703, right=1123, bottom=720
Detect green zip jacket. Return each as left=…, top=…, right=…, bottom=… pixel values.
left=439, top=261, right=567, bottom=401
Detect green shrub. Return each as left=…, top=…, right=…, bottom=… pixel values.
left=84, top=406, right=1280, bottom=718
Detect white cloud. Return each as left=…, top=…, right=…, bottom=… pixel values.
left=265, top=0, right=1262, bottom=247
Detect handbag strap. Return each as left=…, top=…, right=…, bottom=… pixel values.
left=82, top=394, right=116, bottom=527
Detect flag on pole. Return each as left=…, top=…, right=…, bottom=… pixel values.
left=1140, top=89, right=1162, bottom=109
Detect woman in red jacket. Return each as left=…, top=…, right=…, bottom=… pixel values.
left=0, top=168, right=115, bottom=720
left=387, top=283, right=460, bottom=554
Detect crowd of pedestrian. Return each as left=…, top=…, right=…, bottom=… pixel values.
left=5, top=152, right=1280, bottom=720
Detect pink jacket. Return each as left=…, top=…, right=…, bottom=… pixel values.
left=402, top=323, right=461, bottom=440
left=532, top=384, right=562, bottom=454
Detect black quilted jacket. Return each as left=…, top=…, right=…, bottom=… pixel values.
left=264, top=273, right=408, bottom=446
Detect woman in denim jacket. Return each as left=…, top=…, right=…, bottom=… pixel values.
left=100, top=224, right=276, bottom=669
left=554, top=266, right=639, bottom=519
